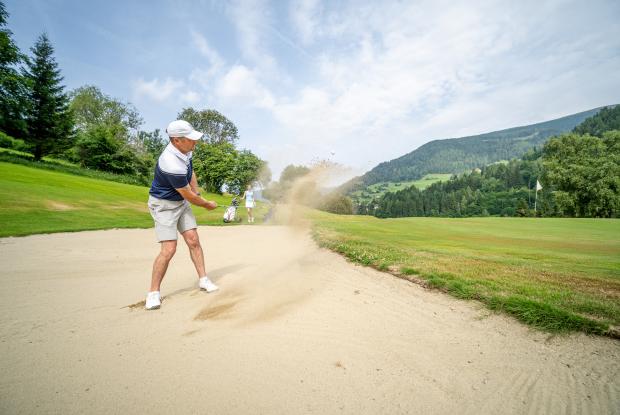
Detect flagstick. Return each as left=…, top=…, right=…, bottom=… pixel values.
left=534, top=179, right=542, bottom=217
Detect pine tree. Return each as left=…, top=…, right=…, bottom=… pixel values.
left=0, top=1, right=27, bottom=138
left=23, top=33, right=73, bottom=160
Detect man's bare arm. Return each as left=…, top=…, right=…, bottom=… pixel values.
left=190, top=172, right=199, bottom=194
left=176, top=185, right=217, bottom=210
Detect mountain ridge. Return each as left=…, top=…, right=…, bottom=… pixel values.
left=343, top=106, right=613, bottom=193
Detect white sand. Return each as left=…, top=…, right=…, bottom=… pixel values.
left=0, top=225, right=618, bottom=414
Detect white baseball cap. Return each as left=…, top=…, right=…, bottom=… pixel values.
left=166, top=120, right=203, bottom=141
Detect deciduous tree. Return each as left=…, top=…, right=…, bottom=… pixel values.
left=177, top=107, right=239, bottom=145
left=543, top=132, right=619, bottom=217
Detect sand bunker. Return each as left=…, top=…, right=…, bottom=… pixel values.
left=0, top=226, right=618, bottom=414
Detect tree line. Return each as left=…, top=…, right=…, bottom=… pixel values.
left=0, top=2, right=265, bottom=191
left=362, top=106, right=619, bottom=218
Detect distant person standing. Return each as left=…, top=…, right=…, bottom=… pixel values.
left=243, top=184, right=255, bottom=223
left=145, top=120, right=219, bottom=310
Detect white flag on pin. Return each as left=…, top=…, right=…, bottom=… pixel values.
left=536, top=180, right=542, bottom=191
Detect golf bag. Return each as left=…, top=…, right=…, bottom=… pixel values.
left=223, top=197, right=240, bottom=223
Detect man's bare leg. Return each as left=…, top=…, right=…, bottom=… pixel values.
left=181, top=229, right=206, bottom=278
left=150, top=240, right=177, bottom=292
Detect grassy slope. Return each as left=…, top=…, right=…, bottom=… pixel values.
left=410, top=173, right=453, bottom=190
left=310, top=211, right=620, bottom=335
left=0, top=147, right=79, bottom=166
left=350, top=174, right=452, bottom=203
left=0, top=148, right=150, bottom=186
left=0, top=162, right=266, bottom=237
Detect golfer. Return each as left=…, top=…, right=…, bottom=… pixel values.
left=145, top=120, right=219, bottom=310
left=242, top=184, right=255, bottom=223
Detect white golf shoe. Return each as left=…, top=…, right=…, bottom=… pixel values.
left=145, top=291, right=161, bottom=310
left=199, top=277, right=219, bottom=293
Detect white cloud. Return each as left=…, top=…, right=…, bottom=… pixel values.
left=181, top=90, right=201, bottom=104
left=191, top=31, right=225, bottom=78
left=290, top=0, right=322, bottom=45
left=133, top=77, right=184, bottom=102
left=227, top=0, right=277, bottom=72
left=133, top=77, right=200, bottom=107
left=216, top=65, right=275, bottom=109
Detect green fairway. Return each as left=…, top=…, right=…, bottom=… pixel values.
left=0, top=162, right=266, bottom=237
left=310, top=211, right=620, bottom=335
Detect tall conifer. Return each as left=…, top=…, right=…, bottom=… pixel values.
left=23, top=33, right=73, bottom=160
left=0, top=1, right=27, bottom=137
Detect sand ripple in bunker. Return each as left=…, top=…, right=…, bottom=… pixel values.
left=195, top=299, right=239, bottom=320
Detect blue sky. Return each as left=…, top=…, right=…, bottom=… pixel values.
left=5, top=0, right=620, bottom=180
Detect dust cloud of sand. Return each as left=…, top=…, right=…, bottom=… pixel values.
left=202, top=162, right=348, bottom=320
left=191, top=226, right=322, bottom=325
left=270, top=160, right=353, bottom=228
left=197, top=161, right=352, bottom=324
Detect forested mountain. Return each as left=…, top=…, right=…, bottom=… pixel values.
left=365, top=106, right=620, bottom=218
left=349, top=107, right=606, bottom=191
left=574, top=105, right=620, bottom=136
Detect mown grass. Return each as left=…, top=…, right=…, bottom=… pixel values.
left=0, top=162, right=267, bottom=237
left=309, top=211, right=620, bottom=336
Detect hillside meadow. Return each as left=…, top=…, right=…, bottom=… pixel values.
left=350, top=174, right=452, bottom=203
left=0, top=162, right=266, bottom=237
left=309, top=211, right=620, bottom=335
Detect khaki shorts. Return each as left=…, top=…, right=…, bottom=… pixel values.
left=148, top=195, right=197, bottom=242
